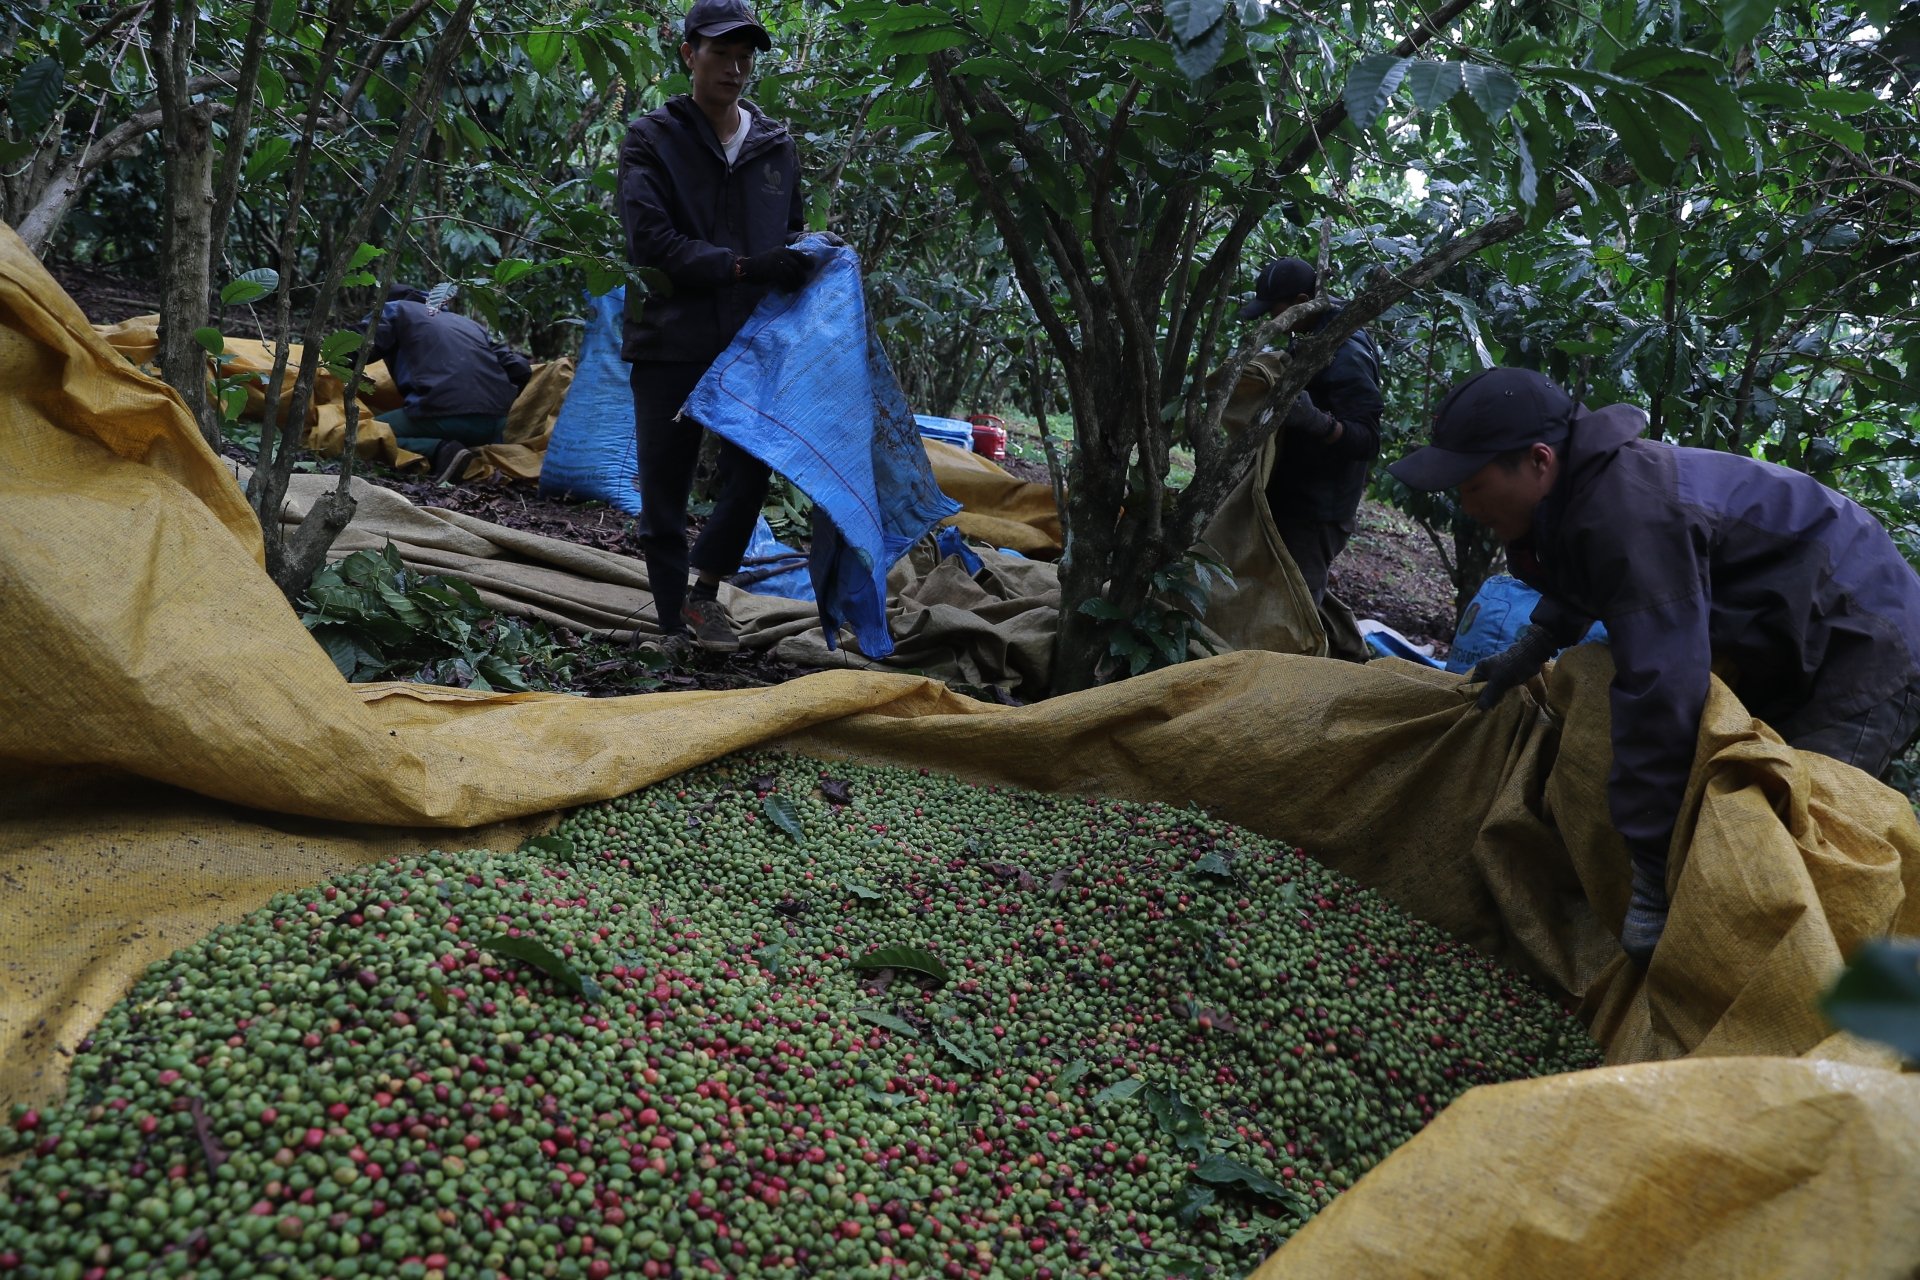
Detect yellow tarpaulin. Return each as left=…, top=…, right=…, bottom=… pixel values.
left=93, top=312, right=573, bottom=481
left=8, top=223, right=1919, bottom=1274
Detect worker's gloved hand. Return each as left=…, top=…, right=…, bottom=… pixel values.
left=738, top=247, right=816, bottom=291
left=791, top=230, right=847, bottom=248
left=1620, top=838, right=1671, bottom=967
left=1282, top=391, right=1337, bottom=441
left=1467, top=623, right=1558, bottom=711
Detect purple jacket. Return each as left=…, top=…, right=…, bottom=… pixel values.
left=616, top=95, right=805, bottom=366
left=1511, top=405, right=1920, bottom=849
left=368, top=301, right=529, bottom=420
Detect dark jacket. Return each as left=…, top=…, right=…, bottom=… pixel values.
left=368, top=301, right=530, bottom=420
left=1267, top=303, right=1384, bottom=528
left=617, top=96, right=805, bottom=366
left=1512, top=406, right=1920, bottom=850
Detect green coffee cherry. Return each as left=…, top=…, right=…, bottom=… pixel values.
left=0, top=752, right=1598, bottom=1278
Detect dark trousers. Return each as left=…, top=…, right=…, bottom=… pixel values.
left=1273, top=516, right=1353, bottom=608
left=631, top=361, right=772, bottom=632
left=377, top=408, right=506, bottom=456
left=1787, top=679, right=1920, bottom=780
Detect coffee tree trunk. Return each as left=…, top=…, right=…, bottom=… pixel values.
left=149, top=0, right=220, bottom=448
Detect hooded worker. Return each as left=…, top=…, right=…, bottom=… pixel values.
left=1237, top=256, right=1384, bottom=607
left=1391, top=367, right=1920, bottom=965
left=366, top=283, right=532, bottom=484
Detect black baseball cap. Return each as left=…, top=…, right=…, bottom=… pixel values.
left=684, top=0, right=771, bottom=49
left=1235, top=257, right=1318, bottom=321
left=1387, top=368, right=1576, bottom=491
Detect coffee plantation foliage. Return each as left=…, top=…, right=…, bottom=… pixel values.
left=7, top=4, right=1915, bottom=616
left=0, top=754, right=1598, bottom=1279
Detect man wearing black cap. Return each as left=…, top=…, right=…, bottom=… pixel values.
left=1391, top=367, right=1920, bottom=966
left=1237, top=256, right=1384, bottom=606
left=616, top=0, right=817, bottom=651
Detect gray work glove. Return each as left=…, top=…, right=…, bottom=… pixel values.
left=1620, top=838, right=1671, bottom=967
left=1467, top=623, right=1558, bottom=711
left=1282, top=391, right=1337, bottom=441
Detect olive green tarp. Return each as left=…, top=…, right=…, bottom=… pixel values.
left=5, top=223, right=1918, bottom=1275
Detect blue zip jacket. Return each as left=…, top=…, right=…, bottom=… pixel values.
left=367, top=301, right=530, bottom=420
left=617, top=95, right=806, bottom=366
left=1512, top=405, right=1920, bottom=850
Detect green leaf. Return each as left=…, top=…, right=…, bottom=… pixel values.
left=932, top=1025, right=990, bottom=1070
left=1218, top=1215, right=1286, bottom=1245
left=1142, top=1084, right=1209, bottom=1155
left=854, top=1008, right=919, bottom=1036
left=851, top=945, right=951, bottom=984
left=454, top=115, right=491, bottom=152
left=1795, top=110, right=1865, bottom=156
left=1609, top=45, right=1731, bottom=81
left=477, top=935, right=603, bottom=1003
left=319, top=330, right=363, bottom=366
left=1187, top=852, right=1234, bottom=881
left=1092, top=1078, right=1143, bottom=1106
left=862, top=1085, right=910, bottom=1108
left=348, top=242, right=385, bottom=271
left=493, top=258, right=540, bottom=285
left=315, top=629, right=383, bottom=679
left=1402, top=60, right=1462, bottom=114
left=753, top=939, right=790, bottom=975
left=1056, top=1059, right=1091, bottom=1090
left=1170, top=13, right=1231, bottom=81
left=1173, top=1182, right=1216, bottom=1225
left=1166, top=0, right=1228, bottom=45
left=193, top=327, right=225, bottom=358
left=1512, top=120, right=1538, bottom=206
left=1820, top=938, right=1920, bottom=1060
left=258, top=65, right=286, bottom=111
left=1804, top=87, right=1883, bottom=115
left=841, top=880, right=885, bottom=900
left=525, top=834, right=575, bottom=860
left=1460, top=64, right=1519, bottom=123
left=1719, top=0, right=1770, bottom=49
left=426, top=281, right=459, bottom=311
left=976, top=0, right=1030, bottom=38
left=244, top=136, right=292, bottom=183
left=268, top=0, right=298, bottom=33
left=527, top=30, right=566, bottom=75
left=426, top=980, right=451, bottom=1015
left=221, top=387, right=249, bottom=423
left=1343, top=53, right=1408, bottom=133
left=1076, top=597, right=1126, bottom=621
left=1601, top=98, right=1677, bottom=183
left=220, top=268, right=281, bottom=306
left=881, top=26, right=969, bottom=55
left=762, top=793, right=805, bottom=843
left=11, top=57, right=64, bottom=136
left=1192, top=1154, right=1311, bottom=1212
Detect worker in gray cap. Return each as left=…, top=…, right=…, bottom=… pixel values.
left=1391, top=367, right=1920, bottom=966
left=1237, top=256, right=1384, bottom=607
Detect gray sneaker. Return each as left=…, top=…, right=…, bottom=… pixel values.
left=679, top=596, right=741, bottom=653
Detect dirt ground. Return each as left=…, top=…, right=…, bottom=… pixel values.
left=1332, top=502, right=1458, bottom=651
